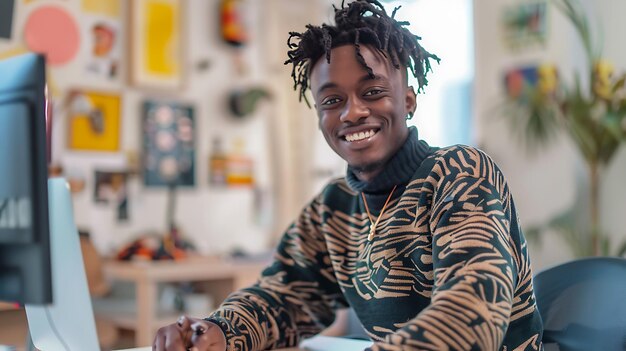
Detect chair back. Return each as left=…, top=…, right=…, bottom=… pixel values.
left=533, top=257, right=626, bottom=351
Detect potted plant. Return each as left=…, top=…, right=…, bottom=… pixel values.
left=503, top=0, right=626, bottom=256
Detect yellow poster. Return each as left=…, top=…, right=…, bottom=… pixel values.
left=144, top=1, right=178, bottom=75
left=81, top=0, right=121, bottom=17
left=68, top=91, right=121, bottom=152
left=131, top=0, right=182, bottom=89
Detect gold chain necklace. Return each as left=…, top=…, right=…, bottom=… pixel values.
left=361, top=185, right=397, bottom=241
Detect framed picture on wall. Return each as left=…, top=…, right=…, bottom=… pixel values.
left=501, top=1, right=548, bottom=51
left=67, top=90, right=121, bottom=152
left=129, top=0, right=184, bottom=89
left=503, top=64, right=557, bottom=105
left=94, top=170, right=128, bottom=204
left=93, top=170, right=130, bottom=221
left=142, top=100, right=195, bottom=187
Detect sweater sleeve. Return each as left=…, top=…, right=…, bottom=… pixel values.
left=368, top=175, right=517, bottom=351
left=206, top=196, right=347, bottom=351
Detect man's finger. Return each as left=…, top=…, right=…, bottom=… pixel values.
left=153, top=332, right=165, bottom=351
left=191, top=321, right=208, bottom=336
left=177, top=315, right=191, bottom=330
left=164, top=330, right=187, bottom=351
left=190, top=322, right=226, bottom=351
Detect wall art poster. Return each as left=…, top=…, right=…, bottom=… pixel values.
left=142, top=100, right=195, bottom=187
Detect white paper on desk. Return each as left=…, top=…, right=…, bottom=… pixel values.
left=299, top=335, right=372, bottom=351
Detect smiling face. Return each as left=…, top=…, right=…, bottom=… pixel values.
left=310, top=44, right=417, bottom=182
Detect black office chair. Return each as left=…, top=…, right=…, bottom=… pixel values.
left=533, top=257, right=626, bottom=351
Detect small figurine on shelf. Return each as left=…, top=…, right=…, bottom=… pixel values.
left=115, top=178, right=195, bottom=261
left=115, top=230, right=195, bottom=261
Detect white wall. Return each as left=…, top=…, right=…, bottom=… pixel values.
left=473, top=0, right=626, bottom=269
left=6, top=0, right=623, bottom=265
left=0, top=0, right=332, bottom=256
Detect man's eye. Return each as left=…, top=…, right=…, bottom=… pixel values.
left=322, top=97, right=340, bottom=105
left=364, top=89, right=383, bottom=96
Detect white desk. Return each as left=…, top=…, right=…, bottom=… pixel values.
left=101, top=256, right=269, bottom=347
left=119, top=348, right=301, bottom=351
left=118, top=335, right=372, bottom=351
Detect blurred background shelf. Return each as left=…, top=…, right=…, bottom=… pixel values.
left=99, top=255, right=270, bottom=347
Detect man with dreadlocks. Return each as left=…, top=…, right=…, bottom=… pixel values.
left=154, top=1, right=544, bottom=350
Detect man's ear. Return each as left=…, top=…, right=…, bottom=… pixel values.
left=405, top=86, right=417, bottom=115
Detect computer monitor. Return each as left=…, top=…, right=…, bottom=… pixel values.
left=25, top=178, right=100, bottom=350
left=0, top=53, right=100, bottom=349
left=0, top=53, right=51, bottom=305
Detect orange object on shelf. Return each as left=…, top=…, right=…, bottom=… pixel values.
left=225, top=139, right=254, bottom=187
left=220, top=0, right=247, bottom=46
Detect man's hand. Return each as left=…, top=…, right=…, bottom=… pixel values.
left=153, top=315, right=227, bottom=351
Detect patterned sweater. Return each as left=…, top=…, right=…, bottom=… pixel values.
left=208, top=128, right=544, bottom=351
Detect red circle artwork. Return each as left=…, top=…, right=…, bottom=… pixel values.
left=24, top=6, right=80, bottom=66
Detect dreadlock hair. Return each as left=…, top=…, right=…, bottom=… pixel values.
left=284, top=0, right=440, bottom=107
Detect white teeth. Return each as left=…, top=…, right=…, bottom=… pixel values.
left=345, top=129, right=376, bottom=142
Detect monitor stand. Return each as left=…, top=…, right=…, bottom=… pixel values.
left=24, top=178, right=100, bottom=350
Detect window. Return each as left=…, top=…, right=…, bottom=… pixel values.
left=384, top=0, right=474, bottom=147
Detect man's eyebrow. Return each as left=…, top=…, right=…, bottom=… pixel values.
left=316, top=82, right=338, bottom=95
left=315, top=74, right=388, bottom=95
left=360, top=73, right=388, bottom=84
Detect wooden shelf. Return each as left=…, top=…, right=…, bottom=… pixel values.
left=100, top=255, right=270, bottom=347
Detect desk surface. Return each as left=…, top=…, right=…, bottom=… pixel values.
left=118, top=335, right=372, bottom=351
left=120, top=349, right=301, bottom=351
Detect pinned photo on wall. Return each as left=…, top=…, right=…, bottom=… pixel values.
left=94, top=170, right=129, bottom=222
left=0, top=0, right=15, bottom=39
left=142, top=100, right=195, bottom=187
left=67, top=90, right=121, bottom=152
left=502, top=1, right=548, bottom=51
left=85, top=19, right=120, bottom=79
left=129, top=0, right=183, bottom=89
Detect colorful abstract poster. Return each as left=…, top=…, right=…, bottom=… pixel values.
left=0, top=0, right=15, bottom=39
left=130, top=0, right=183, bottom=89
left=142, top=101, right=195, bottom=187
left=504, top=64, right=557, bottom=104
left=67, top=90, right=121, bottom=151
left=504, top=66, right=539, bottom=101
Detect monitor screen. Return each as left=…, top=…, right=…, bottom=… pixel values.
left=0, top=53, right=52, bottom=304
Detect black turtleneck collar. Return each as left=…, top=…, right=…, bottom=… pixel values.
left=346, top=126, right=432, bottom=194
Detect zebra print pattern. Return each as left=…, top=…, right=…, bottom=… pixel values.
left=208, top=145, right=543, bottom=351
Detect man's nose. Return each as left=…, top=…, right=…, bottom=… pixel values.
left=340, top=97, right=369, bottom=123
